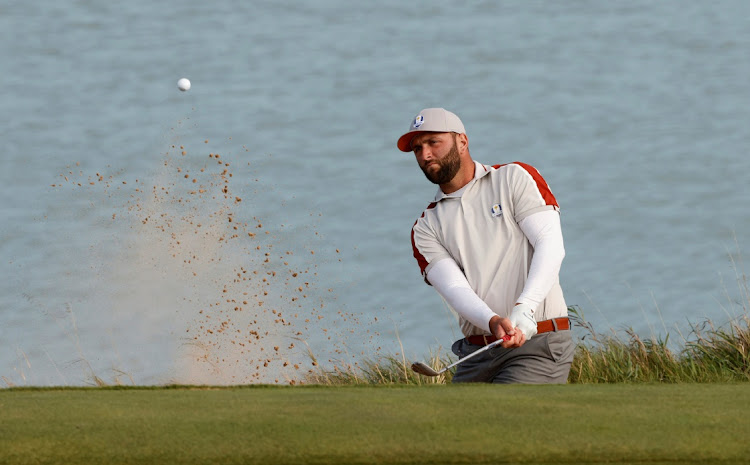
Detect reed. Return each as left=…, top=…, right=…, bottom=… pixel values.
left=568, top=307, right=750, bottom=383
left=310, top=255, right=750, bottom=385
left=306, top=307, right=750, bottom=385
left=569, top=249, right=750, bottom=383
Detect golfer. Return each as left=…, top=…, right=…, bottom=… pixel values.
left=399, top=108, right=574, bottom=384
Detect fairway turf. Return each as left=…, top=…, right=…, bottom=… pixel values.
left=1, top=384, right=748, bottom=464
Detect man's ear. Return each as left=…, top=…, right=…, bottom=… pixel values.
left=457, top=133, right=469, bottom=152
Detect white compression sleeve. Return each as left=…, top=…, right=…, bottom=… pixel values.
left=516, top=209, right=566, bottom=311
left=426, top=258, right=497, bottom=332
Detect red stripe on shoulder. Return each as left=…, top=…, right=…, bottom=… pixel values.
left=411, top=202, right=437, bottom=279
left=512, top=162, right=559, bottom=208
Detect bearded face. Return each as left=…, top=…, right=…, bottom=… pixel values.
left=420, top=135, right=461, bottom=185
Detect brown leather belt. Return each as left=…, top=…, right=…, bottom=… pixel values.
left=466, top=317, right=570, bottom=346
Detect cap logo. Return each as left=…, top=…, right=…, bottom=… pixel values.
left=412, top=115, right=425, bottom=129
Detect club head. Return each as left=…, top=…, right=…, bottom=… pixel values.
left=411, top=361, right=441, bottom=377
left=411, top=335, right=511, bottom=378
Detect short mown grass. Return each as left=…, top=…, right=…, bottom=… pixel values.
left=2, top=383, right=749, bottom=465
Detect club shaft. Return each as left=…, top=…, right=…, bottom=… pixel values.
left=440, top=337, right=505, bottom=373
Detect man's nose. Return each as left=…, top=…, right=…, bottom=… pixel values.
left=416, top=145, right=433, bottom=162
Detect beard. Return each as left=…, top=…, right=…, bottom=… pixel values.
left=420, top=137, right=461, bottom=185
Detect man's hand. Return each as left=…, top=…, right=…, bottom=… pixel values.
left=489, top=315, right=526, bottom=348
left=509, top=303, right=537, bottom=340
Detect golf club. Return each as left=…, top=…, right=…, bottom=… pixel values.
left=411, top=334, right=512, bottom=377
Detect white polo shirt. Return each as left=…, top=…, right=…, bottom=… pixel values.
left=411, top=161, right=568, bottom=336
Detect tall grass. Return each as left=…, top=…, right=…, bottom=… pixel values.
left=309, top=250, right=750, bottom=385
left=305, top=306, right=750, bottom=385
left=567, top=307, right=749, bottom=383
left=570, top=246, right=750, bottom=383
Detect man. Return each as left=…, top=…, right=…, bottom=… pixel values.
left=398, top=108, right=574, bottom=384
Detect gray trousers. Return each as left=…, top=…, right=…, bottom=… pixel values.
left=451, top=330, right=575, bottom=384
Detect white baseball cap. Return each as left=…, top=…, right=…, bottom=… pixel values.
left=397, top=108, right=466, bottom=152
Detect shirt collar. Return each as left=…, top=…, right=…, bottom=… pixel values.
left=432, top=161, right=492, bottom=202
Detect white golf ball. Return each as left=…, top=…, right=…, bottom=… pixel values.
left=177, top=78, right=191, bottom=92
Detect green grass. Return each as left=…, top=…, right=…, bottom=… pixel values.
left=567, top=307, right=750, bottom=383
left=1, top=384, right=749, bottom=465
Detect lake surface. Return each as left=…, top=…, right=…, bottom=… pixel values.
left=2, top=0, right=749, bottom=385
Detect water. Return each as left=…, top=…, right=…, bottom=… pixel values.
left=2, top=0, right=749, bottom=386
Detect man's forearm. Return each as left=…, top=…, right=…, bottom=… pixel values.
left=427, top=258, right=496, bottom=332
left=516, top=210, right=565, bottom=310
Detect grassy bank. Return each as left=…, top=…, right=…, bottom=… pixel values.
left=305, top=307, right=750, bottom=385
left=568, top=307, right=750, bottom=383
left=2, top=384, right=749, bottom=465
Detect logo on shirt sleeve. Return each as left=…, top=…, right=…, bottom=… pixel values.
left=491, top=203, right=503, bottom=217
